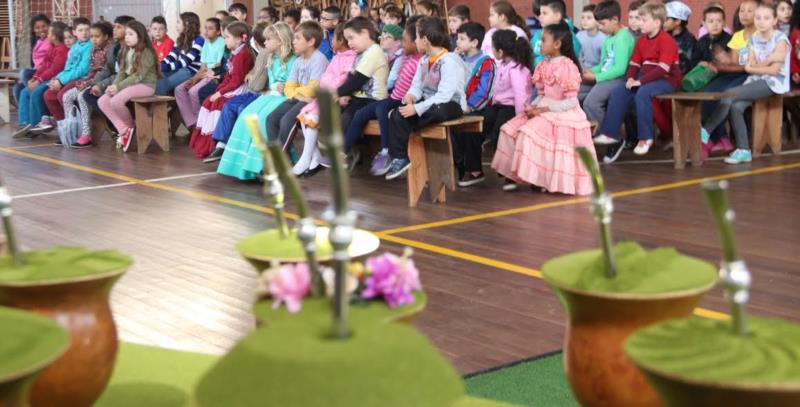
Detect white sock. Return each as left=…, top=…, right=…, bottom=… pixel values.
left=380, top=148, right=388, bottom=155
left=293, top=124, right=318, bottom=175
left=310, top=147, right=321, bottom=169
left=216, top=141, right=226, bottom=149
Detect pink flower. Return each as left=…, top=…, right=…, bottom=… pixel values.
left=361, top=251, right=422, bottom=308
left=269, top=263, right=311, bottom=313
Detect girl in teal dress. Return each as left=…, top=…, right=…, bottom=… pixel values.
left=217, top=22, right=296, bottom=180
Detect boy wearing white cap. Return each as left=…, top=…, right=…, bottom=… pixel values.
left=664, top=1, right=697, bottom=74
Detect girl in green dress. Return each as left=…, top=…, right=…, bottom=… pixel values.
left=217, top=22, right=297, bottom=180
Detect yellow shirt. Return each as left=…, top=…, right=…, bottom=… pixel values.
left=727, top=30, right=748, bottom=50
left=353, top=44, right=389, bottom=99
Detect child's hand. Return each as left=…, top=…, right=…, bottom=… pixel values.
left=582, top=70, right=596, bottom=82
left=625, top=78, right=641, bottom=89
left=399, top=103, right=417, bottom=118
left=402, top=94, right=416, bottom=105
left=210, top=92, right=221, bottom=102
left=49, top=79, right=61, bottom=91
left=90, top=85, right=101, bottom=96
left=27, top=79, right=40, bottom=91
left=203, top=70, right=217, bottom=79
left=184, top=80, right=194, bottom=89
left=699, top=61, right=717, bottom=73
left=105, top=85, right=118, bottom=96
left=338, top=96, right=351, bottom=106
left=276, top=83, right=285, bottom=93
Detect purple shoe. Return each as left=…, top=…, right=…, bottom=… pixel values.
left=369, top=152, right=391, bottom=176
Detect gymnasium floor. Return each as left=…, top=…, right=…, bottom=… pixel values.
left=2, top=118, right=799, bottom=374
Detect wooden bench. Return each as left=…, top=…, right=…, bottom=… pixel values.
left=131, top=96, right=175, bottom=154
left=362, top=115, right=483, bottom=207
left=751, top=88, right=800, bottom=156
left=658, top=92, right=734, bottom=169
left=0, top=78, right=13, bottom=123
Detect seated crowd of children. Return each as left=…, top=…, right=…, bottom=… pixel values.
left=10, top=0, right=798, bottom=196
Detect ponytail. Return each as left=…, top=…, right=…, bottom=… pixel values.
left=513, top=37, right=533, bottom=70
left=543, top=21, right=581, bottom=72
left=492, top=29, right=533, bottom=70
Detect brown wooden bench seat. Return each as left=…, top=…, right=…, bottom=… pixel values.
left=362, top=115, right=483, bottom=207
left=751, top=88, right=800, bottom=157
left=131, top=96, right=175, bottom=154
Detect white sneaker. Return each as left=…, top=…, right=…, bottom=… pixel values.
left=593, top=134, right=620, bottom=145
left=633, top=140, right=653, bottom=155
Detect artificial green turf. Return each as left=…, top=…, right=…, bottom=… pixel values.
left=96, top=342, right=567, bottom=406
left=464, top=352, right=579, bottom=407
left=0, top=307, right=68, bottom=381
left=626, top=316, right=800, bottom=385
left=196, top=321, right=464, bottom=407
left=542, top=242, right=717, bottom=294
left=0, top=247, right=131, bottom=283
left=95, top=342, right=218, bottom=407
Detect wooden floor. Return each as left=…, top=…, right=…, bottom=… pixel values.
left=2, top=118, right=799, bottom=374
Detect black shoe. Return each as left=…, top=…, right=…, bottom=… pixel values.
left=457, top=172, right=485, bottom=187
left=623, top=138, right=637, bottom=151
left=502, top=178, right=519, bottom=192
left=301, top=165, right=324, bottom=178
left=54, top=138, right=63, bottom=145
left=603, top=143, right=624, bottom=164
left=203, top=147, right=225, bottom=163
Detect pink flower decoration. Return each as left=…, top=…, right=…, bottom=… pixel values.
left=362, top=252, right=422, bottom=308
left=269, top=263, right=311, bottom=313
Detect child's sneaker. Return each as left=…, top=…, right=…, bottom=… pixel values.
left=633, top=140, right=653, bottom=155
left=30, top=117, right=56, bottom=134
left=12, top=124, right=31, bottom=139
left=72, top=135, right=93, bottom=149
left=724, top=149, right=752, bottom=164
left=712, top=138, right=734, bottom=153
left=369, top=151, right=391, bottom=176
left=700, top=127, right=711, bottom=144
left=593, top=134, right=620, bottom=145
left=502, top=178, right=519, bottom=192
left=119, top=128, right=134, bottom=152
left=603, top=143, right=624, bottom=164
left=457, top=172, right=485, bottom=187
left=385, top=158, right=411, bottom=180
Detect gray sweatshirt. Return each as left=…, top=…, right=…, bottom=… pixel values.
left=407, top=52, right=467, bottom=115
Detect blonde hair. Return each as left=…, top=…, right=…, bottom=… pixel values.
left=264, top=22, right=295, bottom=69
left=639, top=1, right=667, bottom=23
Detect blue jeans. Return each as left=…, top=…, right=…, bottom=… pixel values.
left=702, top=73, right=747, bottom=143
left=17, top=82, right=49, bottom=126
left=198, top=80, right=218, bottom=102
left=155, top=68, right=193, bottom=95
left=344, top=98, right=402, bottom=151
left=13, top=68, right=36, bottom=107
left=213, top=92, right=259, bottom=143
left=598, top=79, right=675, bottom=141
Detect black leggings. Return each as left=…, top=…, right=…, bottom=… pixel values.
left=452, top=104, right=515, bottom=177
left=388, top=101, right=463, bottom=160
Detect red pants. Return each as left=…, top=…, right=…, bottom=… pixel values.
left=43, top=81, right=77, bottom=121
left=652, top=99, right=673, bottom=141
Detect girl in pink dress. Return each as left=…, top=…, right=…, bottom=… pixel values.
left=491, top=21, right=596, bottom=195
left=294, top=26, right=358, bottom=175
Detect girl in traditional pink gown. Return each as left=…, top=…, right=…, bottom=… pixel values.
left=491, top=21, right=596, bottom=195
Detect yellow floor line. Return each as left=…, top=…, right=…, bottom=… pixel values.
left=377, top=232, right=729, bottom=321
left=4, top=142, right=58, bottom=150
left=379, top=161, right=800, bottom=235
left=0, top=147, right=294, bottom=219
left=0, top=146, right=732, bottom=321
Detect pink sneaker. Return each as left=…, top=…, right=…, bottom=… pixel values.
left=711, top=138, right=734, bottom=153
left=72, top=135, right=92, bottom=149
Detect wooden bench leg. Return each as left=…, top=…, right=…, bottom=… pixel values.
left=152, top=102, right=170, bottom=152
left=134, top=103, right=155, bottom=154
left=0, top=83, right=10, bottom=124
left=407, top=134, right=428, bottom=207
left=672, top=100, right=702, bottom=169
left=752, top=96, right=783, bottom=156
left=424, top=132, right=456, bottom=204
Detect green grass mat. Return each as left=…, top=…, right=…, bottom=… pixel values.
left=465, top=351, right=579, bottom=407
left=95, top=343, right=540, bottom=406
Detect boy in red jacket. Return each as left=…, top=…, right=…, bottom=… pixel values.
left=593, top=1, right=680, bottom=156
left=14, top=22, right=69, bottom=139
